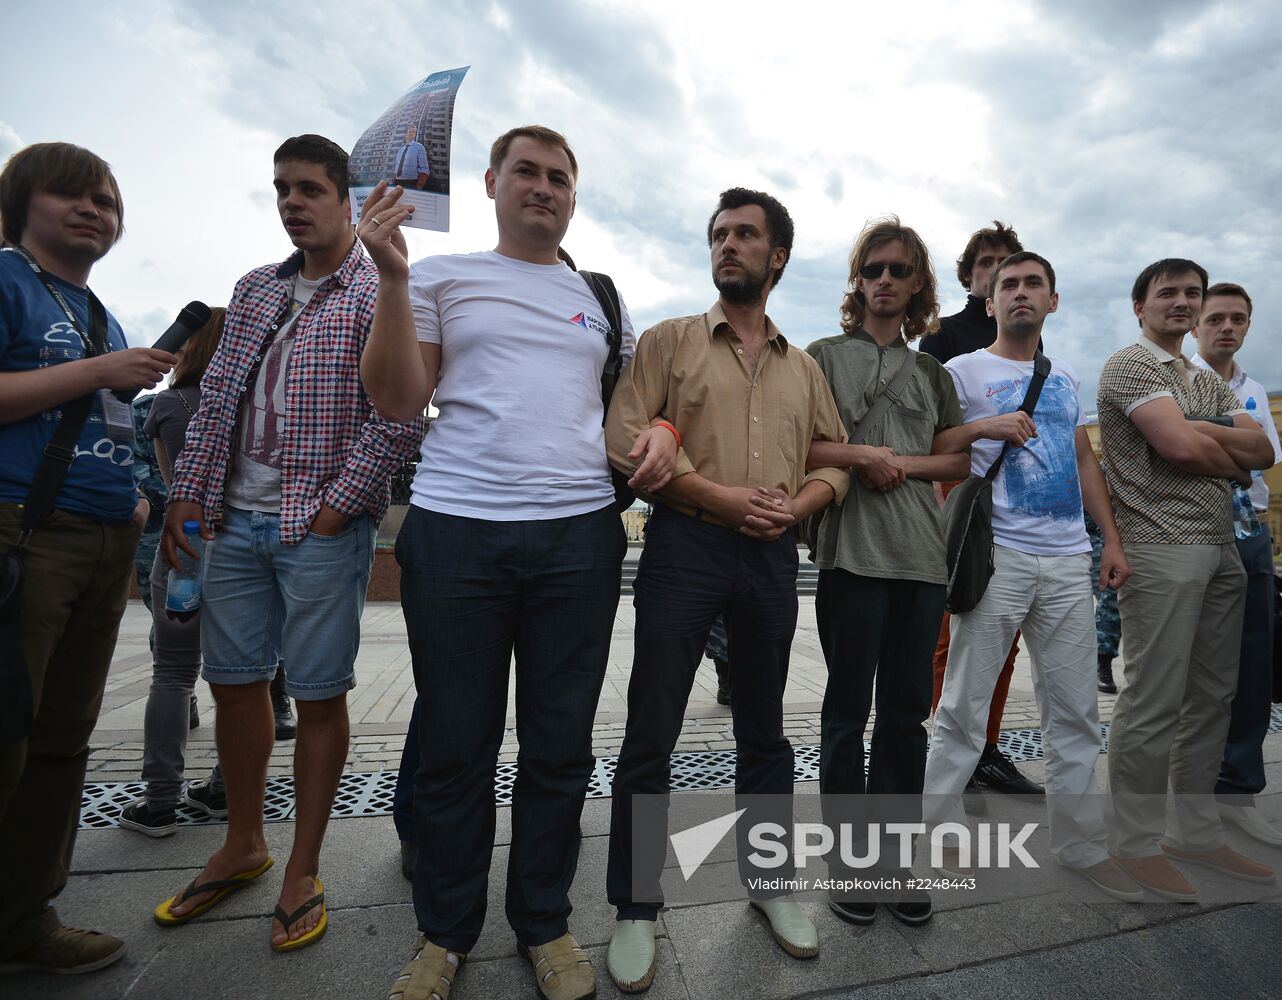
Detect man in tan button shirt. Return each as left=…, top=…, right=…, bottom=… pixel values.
left=601, top=187, right=849, bottom=992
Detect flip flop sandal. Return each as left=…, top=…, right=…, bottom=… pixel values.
left=270, top=878, right=327, bottom=953
left=154, top=857, right=275, bottom=926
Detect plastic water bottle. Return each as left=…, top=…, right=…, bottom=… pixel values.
left=165, top=520, right=204, bottom=622
left=1232, top=485, right=1262, bottom=540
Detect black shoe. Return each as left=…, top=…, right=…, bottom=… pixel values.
left=963, top=774, right=988, bottom=815
left=974, top=744, right=1044, bottom=795
left=188, top=694, right=200, bottom=730
left=883, top=887, right=932, bottom=926
left=119, top=800, right=177, bottom=838
left=827, top=893, right=876, bottom=925
left=271, top=673, right=296, bottom=741
left=1097, top=655, right=1117, bottom=694
left=182, top=779, right=229, bottom=819
left=714, top=659, right=731, bottom=706
left=400, top=842, right=416, bottom=881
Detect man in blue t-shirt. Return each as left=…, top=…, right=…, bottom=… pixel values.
left=922, top=252, right=1144, bottom=904
left=0, top=142, right=174, bottom=978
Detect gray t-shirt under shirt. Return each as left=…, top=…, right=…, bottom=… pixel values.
left=224, top=273, right=324, bottom=513
left=143, top=385, right=200, bottom=471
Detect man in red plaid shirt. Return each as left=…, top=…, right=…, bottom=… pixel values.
left=154, top=135, right=424, bottom=952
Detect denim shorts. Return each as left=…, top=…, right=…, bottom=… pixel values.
left=200, top=506, right=376, bottom=700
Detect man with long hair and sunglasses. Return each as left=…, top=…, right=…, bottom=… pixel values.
left=804, top=217, right=968, bottom=926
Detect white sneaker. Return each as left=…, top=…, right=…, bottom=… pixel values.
left=1220, top=803, right=1282, bottom=847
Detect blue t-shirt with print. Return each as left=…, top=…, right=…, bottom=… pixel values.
left=0, top=248, right=136, bottom=521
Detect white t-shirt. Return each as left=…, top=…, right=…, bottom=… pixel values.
left=407, top=250, right=636, bottom=520
left=225, top=272, right=325, bottom=512
left=945, top=350, right=1090, bottom=557
left=1189, top=354, right=1282, bottom=512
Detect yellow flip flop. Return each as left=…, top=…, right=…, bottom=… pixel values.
left=154, top=857, right=275, bottom=926
left=270, top=877, right=327, bottom=953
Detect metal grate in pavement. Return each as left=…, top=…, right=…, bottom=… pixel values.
left=78, top=705, right=1282, bottom=829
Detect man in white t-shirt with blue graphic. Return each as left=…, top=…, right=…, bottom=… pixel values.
left=358, top=125, right=674, bottom=1000
left=922, top=252, right=1144, bottom=901
left=1192, top=282, right=1282, bottom=847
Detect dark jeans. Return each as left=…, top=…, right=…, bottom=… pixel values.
left=816, top=569, right=945, bottom=874
left=1217, top=526, right=1274, bottom=799
left=397, top=504, right=624, bottom=952
left=607, top=504, right=799, bottom=920
left=393, top=695, right=421, bottom=843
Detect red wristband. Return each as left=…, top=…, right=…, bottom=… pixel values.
left=654, top=420, right=681, bottom=449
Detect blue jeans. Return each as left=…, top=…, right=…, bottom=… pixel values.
left=1217, top=526, right=1275, bottom=799
left=200, top=506, right=376, bottom=700
left=397, top=503, right=624, bottom=952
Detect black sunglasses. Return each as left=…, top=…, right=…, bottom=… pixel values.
left=858, top=262, right=915, bottom=280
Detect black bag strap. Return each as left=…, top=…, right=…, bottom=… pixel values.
left=983, top=351, right=1052, bottom=483
left=851, top=344, right=917, bottom=446
left=10, top=258, right=109, bottom=551
left=578, top=270, right=624, bottom=422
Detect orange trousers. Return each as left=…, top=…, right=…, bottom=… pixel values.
left=931, top=614, right=1020, bottom=746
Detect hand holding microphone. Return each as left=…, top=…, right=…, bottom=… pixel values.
left=112, top=301, right=211, bottom=402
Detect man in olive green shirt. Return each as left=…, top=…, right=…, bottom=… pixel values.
left=805, top=217, right=968, bottom=928
left=602, top=187, right=848, bottom=992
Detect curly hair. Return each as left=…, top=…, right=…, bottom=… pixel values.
left=839, top=216, right=939, bottom=342
left=955, top=221, right=1022, bottom=290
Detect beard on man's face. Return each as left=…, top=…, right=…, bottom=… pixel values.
left=714, top=261, right=770, bottom=304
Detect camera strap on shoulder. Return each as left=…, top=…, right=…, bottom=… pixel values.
left=4, top=247, right=108, bottom=550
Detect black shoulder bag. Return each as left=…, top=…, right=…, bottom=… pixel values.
left=579, top=270, right=636, bottom=512
left=1, top=250, right=108, bottom=744
left=942, top=352, right=1051, bottom=614
left=798, top=345, right=919, bottom=557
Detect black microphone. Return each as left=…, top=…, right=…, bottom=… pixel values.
left=115, top=301, right=212, bottom=404
left=152, top=301, right=212, bottom=354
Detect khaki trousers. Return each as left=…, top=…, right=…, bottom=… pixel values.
left=1107, top=542, right=1245, bottom=857
left=0, top=505, right=138, bottom=956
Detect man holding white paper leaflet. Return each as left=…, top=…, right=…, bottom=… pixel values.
left=360, top=125, right=674, bottom=1000
left=154, top=134, right=423, bottom=953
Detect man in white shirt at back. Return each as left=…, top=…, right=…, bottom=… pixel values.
left=1192, top=281, right=1282, bottom=846
left=358, top=125, right=674, bottom=1000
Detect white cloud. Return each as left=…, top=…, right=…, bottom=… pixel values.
left=5, top=0, right=1279, bottom=401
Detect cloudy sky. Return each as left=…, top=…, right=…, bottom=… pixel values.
left=5, top=0, right=1280, bottom=405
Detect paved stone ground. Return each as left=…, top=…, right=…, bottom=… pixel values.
left=14, top=574, right=1282, bottom=999
left=11, top=744, right=1282, bottom=999
left=88, top=595, right=1094, bottom=781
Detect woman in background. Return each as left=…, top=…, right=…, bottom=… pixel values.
left=119, top=309, right=230, bottom=836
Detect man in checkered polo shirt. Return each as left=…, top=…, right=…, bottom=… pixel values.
left=156, top=135, right=424, bottom=951
left=1097, top=258, right=1276, bottom=901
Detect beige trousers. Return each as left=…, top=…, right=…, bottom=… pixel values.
left=1107, top=542, right=1245, bottom=857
